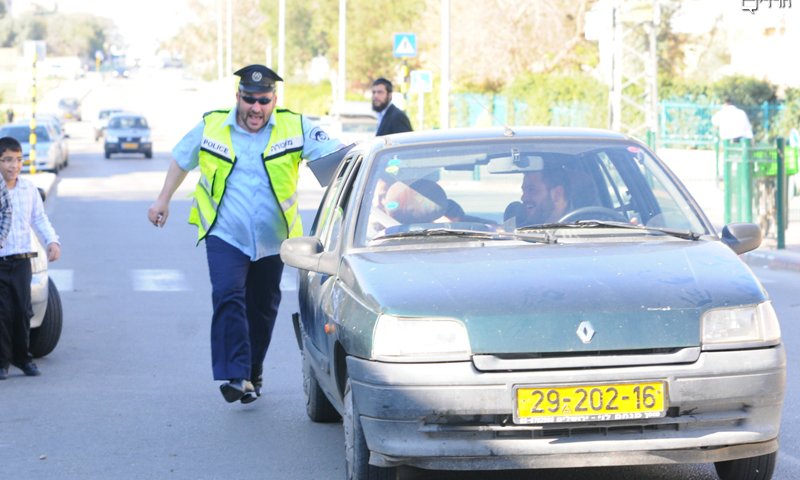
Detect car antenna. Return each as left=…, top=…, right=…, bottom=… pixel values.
left=467, top=94, right=514, bottom=135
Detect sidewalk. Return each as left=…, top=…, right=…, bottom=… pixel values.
left=658, top=148, right=800, bottom=272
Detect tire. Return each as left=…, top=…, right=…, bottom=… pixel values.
left=302, top=349, right=340, bottom=422
left=715, top=452, right=777, bottom=480
left=104, top=150, right=111, bottom=159
left=344, top=379, right=397, bottom=480
left=29, top=278, right=63, bottom=358
left=145, top=150, right=153, bottom=159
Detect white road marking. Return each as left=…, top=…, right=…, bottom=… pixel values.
left=51, top=269, right=295, bottom=292
left=132, top=269, right=189, bottom=292
left=48, top=269, right=74, bottom=292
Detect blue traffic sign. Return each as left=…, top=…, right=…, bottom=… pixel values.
left=393, top=33, right=417, bottom=58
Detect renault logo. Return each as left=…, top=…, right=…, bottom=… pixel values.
left=576, top=321, right=595, bottom=344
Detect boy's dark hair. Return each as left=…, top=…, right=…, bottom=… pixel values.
left=372, top=77, right=393, bottom=93
left=0, top=136, right=22, bottom=156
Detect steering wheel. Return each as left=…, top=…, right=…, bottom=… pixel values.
left=558, top=206, right=628, bottom=224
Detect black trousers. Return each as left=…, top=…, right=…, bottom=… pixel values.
left=0, top=258, right=34, bottom=369
left=205, top=235, right=283, bottom=381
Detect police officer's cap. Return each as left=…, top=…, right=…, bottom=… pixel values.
left=234, top=64, right=283, bottom=93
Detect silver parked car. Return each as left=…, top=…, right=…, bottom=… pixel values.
left=281, top=127, right=785, bottom=480
left=0, top=121, right=65, bottom=173
left=93, top=108, right=123, bottom=141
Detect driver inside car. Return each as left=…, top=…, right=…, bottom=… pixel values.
left=517, top=162, right=571, bottom=226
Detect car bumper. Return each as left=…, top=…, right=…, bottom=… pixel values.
left=346, top=346, right=785, bottom=470
left=105, top=142, right=152, bottom=153
left=22, top=159, right=57, bottom=173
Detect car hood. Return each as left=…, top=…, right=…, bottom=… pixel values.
left=342, top=239, right=767, bottom=354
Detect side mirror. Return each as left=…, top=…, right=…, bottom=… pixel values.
left=721, top=223, right=762, bottom=255
left=280, top=236, right=331, bottom=272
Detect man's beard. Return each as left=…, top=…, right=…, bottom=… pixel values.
left=372, top=99, right=389, bottom=112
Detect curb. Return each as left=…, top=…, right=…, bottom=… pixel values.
left=743, top=248, right=800, bottom=272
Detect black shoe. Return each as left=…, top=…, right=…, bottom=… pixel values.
left=219, top=379, right=254, bottom=403
left=240, top=364, right=264, bottom=404
left=0, top=367, right=7, bottom=380
left=241, top=364, right=263, bottom=404
left=251, top=364, right=263, bottom=397
left=13, top=361, right=40, bottom=377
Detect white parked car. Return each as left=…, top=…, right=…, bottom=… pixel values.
left=29, top=232, right=63, bottom=358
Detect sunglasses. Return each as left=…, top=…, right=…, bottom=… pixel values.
left=241, top=95, right=273, bottom=105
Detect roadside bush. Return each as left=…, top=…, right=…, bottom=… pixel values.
left=503, top=73, right=607, bottom=128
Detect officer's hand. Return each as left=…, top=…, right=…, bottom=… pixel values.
left=147, top=201, right=169, bottom=228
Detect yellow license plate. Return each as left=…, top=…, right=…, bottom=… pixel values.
left=122, top=142, right=139, bottom=149
left=514, top=381, right=666, bottom=424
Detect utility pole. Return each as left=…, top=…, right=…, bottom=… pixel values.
left=278, top=0, right=286, bottom=104
left=337, top=0, right=346, bottom=113
left=226, top=0, right=232, bottom=77
left=609, top=0, right=660, bottom=145
left=217, top=0, right=223, bottom=80
left=440, top=0, right=450, bottom=129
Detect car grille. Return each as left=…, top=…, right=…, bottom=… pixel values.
left=473, top=347, right=700, bottom=371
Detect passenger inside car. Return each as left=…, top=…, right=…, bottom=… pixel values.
left=384, top=179, right=448, bottom=224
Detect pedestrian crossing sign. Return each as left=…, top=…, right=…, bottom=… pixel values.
left=393, top=33, right=417, bottom=58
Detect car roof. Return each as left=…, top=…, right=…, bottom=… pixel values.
left=368, top=126, right=632, bottom=147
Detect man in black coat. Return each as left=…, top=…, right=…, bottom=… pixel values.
left=371, top=78, right=413, bottom=136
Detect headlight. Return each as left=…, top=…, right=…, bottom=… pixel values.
left=372, top=314, right=471, bottom=362
left=106, top=135, right=118, bottom=142
left=701, top=302, right=781, bottom=350
left=141, top=135, right=151, bottom=143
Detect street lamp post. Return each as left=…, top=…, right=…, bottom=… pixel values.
left=338, top=0, right=346, bottom=113
left=440, top=0, right=450, bottom=129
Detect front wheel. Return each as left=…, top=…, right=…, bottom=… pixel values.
left=302, top=349, right=340, bottom=422
left=715, top=451, right=776, bottom=480
left=344, top=379, right=397, bottom=480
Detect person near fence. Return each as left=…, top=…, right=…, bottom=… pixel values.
left=372, top=78, right=413, bottom=136
left=711, top=98, right=753, bottom=143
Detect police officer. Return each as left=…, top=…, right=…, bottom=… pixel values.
left=147, top=65, right=345, bottom=404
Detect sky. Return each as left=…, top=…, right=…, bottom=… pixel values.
left=54, top=0, right=191, bottom=59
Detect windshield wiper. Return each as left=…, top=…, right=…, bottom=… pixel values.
left=372, top=227, right=518, bottom=242
left=516, top=220, right=702, bottom=241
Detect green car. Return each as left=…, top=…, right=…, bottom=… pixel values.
left=281, top=127, right=785, bottom=480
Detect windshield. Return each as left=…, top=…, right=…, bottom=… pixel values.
left=354, top=139, right=710, bottom=246
left=0, top=125, right=50, bottom=143
left=108, top=116, right=148, bottom=129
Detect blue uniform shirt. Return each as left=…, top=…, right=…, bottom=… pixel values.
left=172, top=108, right=342, bottom=259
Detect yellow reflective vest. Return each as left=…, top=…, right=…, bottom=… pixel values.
left=188, top=109, right=305, bottom=242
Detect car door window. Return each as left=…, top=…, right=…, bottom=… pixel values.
left=312, top=153, right=358, bottom=247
